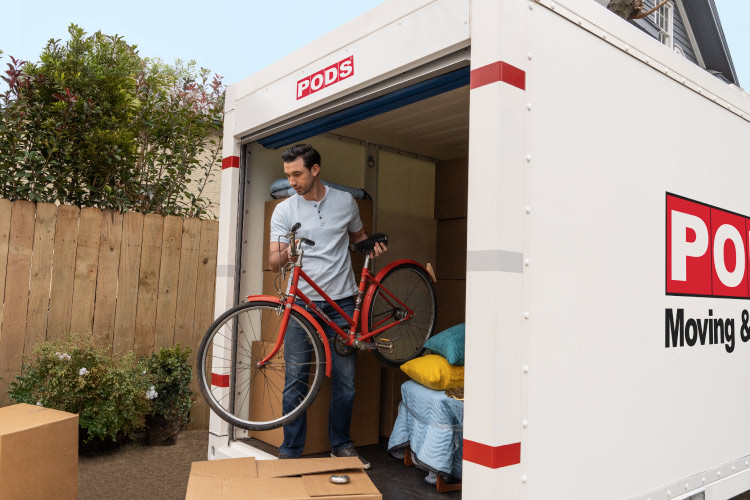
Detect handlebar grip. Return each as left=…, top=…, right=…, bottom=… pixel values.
left=290, top=222, right=301, bottom=232
left=299, top=237, right=316, bottom=247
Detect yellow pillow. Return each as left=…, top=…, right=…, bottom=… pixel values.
left=400, top=354, right=464, bottom=390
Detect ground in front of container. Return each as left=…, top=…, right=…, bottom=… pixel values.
left=79, top=430, right=461, bottom=500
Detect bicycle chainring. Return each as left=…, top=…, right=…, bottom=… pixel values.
left=334, top=336, right=356, bottom=357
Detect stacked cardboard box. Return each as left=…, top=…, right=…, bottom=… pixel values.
left=0, top=404, right=78, bottom=500
left=434, top=157, right=467, bottom=333
left=253, top=195, right=380, bottom=454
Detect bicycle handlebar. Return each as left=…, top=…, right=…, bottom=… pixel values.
left=285, top=223, right=315, bottom=257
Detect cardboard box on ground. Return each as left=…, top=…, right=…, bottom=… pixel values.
left=0, top=404, right=78, bottom=500
left=186, top=456, right=381, bottom=500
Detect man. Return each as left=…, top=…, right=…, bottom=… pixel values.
left=269, top=144, right=386, bottom=468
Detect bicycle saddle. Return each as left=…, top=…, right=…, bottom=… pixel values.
left=349, top=233, right=388, bottom=254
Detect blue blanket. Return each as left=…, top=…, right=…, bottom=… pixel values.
left=387, top=380, right=464, bottom=478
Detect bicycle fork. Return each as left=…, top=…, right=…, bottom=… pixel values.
left=255, top=267, right=301, bottom=368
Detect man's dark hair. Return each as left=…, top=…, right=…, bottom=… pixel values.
left=281, top=144, right=321, bottom=169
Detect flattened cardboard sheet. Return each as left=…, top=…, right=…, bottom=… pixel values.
left=190, top=457, right=258, bottom=478
left=187, top=476, right=309, bottom=500
left=302, top=470, right=380, bottom=497
left=186, top=457, right=381, bottom=500
left=256, top=457, right=363, bottom=478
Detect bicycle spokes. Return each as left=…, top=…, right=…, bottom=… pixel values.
left=197, top=301, right=325, bottom=431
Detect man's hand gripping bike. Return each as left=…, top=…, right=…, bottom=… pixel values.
left=197, top=223, right=437, bottom=431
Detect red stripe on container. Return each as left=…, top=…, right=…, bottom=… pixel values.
left=463, top=440, right=521, bottom=469
left=470, top=61, right=526, bottom=91
left=211, top=373, right=230, bottom=387
left=222, top=156, right=240, bottom=169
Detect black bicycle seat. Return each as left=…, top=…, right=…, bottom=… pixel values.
left=349, top=233, right=388, bottom=254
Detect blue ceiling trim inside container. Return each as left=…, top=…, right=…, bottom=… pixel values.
left=258, top=66, right=470, bottom=149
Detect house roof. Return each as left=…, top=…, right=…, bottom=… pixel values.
left=680, top=0, right=738, bottom=85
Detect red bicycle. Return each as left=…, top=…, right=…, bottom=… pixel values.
left=197, top=223, right=436, bottom=431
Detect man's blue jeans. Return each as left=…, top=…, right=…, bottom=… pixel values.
left=279, top=296, right=356, bottom=457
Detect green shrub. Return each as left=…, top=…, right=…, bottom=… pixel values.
left=0, top=24, right=224, bottom=218
left=8, top=335, right=150, bottom=443
left=142, top=345, right=193, bottom=426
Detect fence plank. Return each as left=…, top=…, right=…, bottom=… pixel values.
left=134, top=214, right=164, bottom=356
left=47, top=205, right=80, bottom=342
left=25, top=203, right=58, bottom=355
left=92, top=211, right=123, bottom=351
left=188, top=219, right=219, bottom=429
left=154, top=216, right=183, bottom=349
left=174, top=219, right=201, bottom=349
left=112, top=211, right=144, bottom=356
left=0, top=199, right=12, bottom=331
left=0, top=201, right=35, bottom=406
left=70, top=207, right=102, bottom=335
left=172, top=219, right=201, bottom=429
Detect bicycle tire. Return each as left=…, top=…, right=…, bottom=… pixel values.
left=197, top=299, right=325, bottom=431
left=364, top=263, right=437, bottom=366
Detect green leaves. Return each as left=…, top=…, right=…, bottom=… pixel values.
left=8, top=334, right=151, bottom=444
left=0, top=24, right=223, bottom=218
left=141, top=345, right=193, bottom=424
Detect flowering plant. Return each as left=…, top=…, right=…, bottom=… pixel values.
left=142, top=345, right=193, bottom=425
left=8, top=334, right=150, bottom=444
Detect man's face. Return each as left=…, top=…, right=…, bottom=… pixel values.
left=283, top=157, right=319, bottom=196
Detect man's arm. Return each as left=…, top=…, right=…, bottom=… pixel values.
left=268, top=242, right=288, bottom=272
left=269, top=241, right=301, bottom=272
left=349, top=227, right=387, bottom=258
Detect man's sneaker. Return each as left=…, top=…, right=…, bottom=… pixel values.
left=278, top=452, right=295, bottom=459
left=331, top=446, right=371, bottom=470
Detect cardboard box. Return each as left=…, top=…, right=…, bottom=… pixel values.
left=435, top=218, right=467, bottom=280
left=250, top=343, right=381, bottom=455
left=186, top=456, right=381, bottom=500
left=378, top=367, right=411, bottom=438
left=435, top=279, right=466, bottom=334
left=263, top=198, right=373, bottom=272
left=434, top=157, right=468, bottom=220
left=0, top=404, right=78, bottom=500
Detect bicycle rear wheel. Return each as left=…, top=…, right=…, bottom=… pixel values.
left=197, top=299, right=325, bottom=431
left=365, top=263, right=436, bottom=366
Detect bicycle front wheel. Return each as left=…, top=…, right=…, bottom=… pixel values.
left=365, top=263, right=437, bottom=366
left=197, top=299, right=325, bottom=431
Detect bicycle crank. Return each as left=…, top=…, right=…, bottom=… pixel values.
left=334, top=336, right=356, bottom=357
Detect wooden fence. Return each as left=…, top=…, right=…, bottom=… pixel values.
left=0, top=199, right=219, bottom=429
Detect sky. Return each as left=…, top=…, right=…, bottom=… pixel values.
left=0, top=0, right=748, bottom=88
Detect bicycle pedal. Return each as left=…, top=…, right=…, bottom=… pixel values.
left=375, top=338, right=394, bottom=353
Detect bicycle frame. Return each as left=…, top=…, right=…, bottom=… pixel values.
left=256, top=256, right=418, bottom=370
